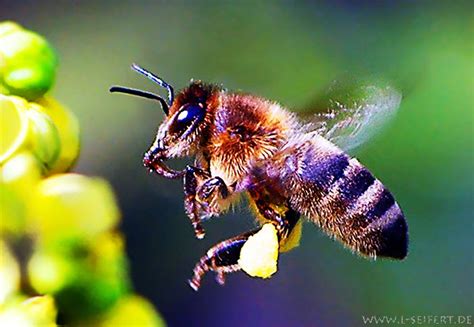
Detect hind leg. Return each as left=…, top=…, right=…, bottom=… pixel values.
left=189, top=204, right=300, bottom=290
left=189, top=229, right=258, bottom=291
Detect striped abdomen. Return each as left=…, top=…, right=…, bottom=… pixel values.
left=280, top=134, right=408, bottom=259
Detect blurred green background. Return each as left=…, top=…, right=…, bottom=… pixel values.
left=2, top=0, right=472, bottom=325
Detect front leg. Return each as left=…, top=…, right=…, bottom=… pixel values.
left=252, top=199, right=300, bottom=241
left=184, top=167, right=231, bottom=239
left=196, top=176, right=229, bottom=217
left=183, top=166, right=210, bottom=239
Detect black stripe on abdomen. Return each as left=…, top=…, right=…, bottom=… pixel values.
left=357, top=186, right=407, bottom=259
left=339, top=167, right=375, bottom=202
left=301, top=152, right=349, bottom=188
left=366, top=188, right=395, bottom=220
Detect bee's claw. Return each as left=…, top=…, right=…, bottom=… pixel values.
left=195, top=229, right=205, bottom=239
left=193, top=223, right=205, bottom=239
left=188, top=278, right=200, bottom=291
left=188, top=229, right=259, bottom=290
left=189, top=255, right=210, bottom=291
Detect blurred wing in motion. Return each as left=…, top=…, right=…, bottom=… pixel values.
left=304, top=80, right=402, bottom=152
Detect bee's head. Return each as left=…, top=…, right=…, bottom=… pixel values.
left=110, top=64, right=219, bottom=178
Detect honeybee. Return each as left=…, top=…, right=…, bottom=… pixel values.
left=111, top=64, right=408, bottom=290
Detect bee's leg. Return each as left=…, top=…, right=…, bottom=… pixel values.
left=189, top=229, right=259, bottom=291
left=196, top=176, right=230, bottom=216
left=253, top=200, right=301, bottom=241
left=189, top=205, right=300, bottom=290
left=183, top=165, right=210, bottom=239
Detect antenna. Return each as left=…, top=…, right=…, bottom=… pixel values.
left=109, top=86, right=169, bottom=115
left=109, top=63, right=175, bottom=115
left=131, top=63, right=174, bottom=106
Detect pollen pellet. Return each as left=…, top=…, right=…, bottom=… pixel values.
left=238, top=224, right=279, bottom=279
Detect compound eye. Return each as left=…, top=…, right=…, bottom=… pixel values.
left=173, top=103, right=204, bottom=134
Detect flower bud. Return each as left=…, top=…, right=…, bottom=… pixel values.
left=0, top=185, right=26, bottom=236
left=31, top=174, right=120, bottom=241
left=21, top=295, right=57, bottom=327
left=0, top=240, right=20, bottom=304
left=28, top=250, right=78, bottom=294
left=0, top=22, right=57, bottom=100
left=98, top=295, right=166, bottom=327
left=0, top=95, right=61, bottom=170
left=37, top=97, right=80, bottom=173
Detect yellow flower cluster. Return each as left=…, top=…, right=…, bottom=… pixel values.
left=0, top=22, right=165, bottom=326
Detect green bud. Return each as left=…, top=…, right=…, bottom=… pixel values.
left=3, top=65, right=55, bottom=101
left=0, top=23, right=57, bottom=100
left=49, top=233, right=129, bottom=321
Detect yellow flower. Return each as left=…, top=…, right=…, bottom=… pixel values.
left=0, top=185, right=26, bottom=235
left=0, top=95, right=30, bottom=164
left=27, top=250, right=78, bottom=294
left=0, top=95, right=61, bottom=169
left=0, top=152, right=42, bottom=235
left=96, top=295, right=166, bottom=327
left=0, top=295, right=57, bottom=327
left=0, top=240, right=20, bottom=304
left=21, top=295, right=57, bottom=327
left=30, top=174, right=120, bottom=242
left=1, top=152, right=42, bottom=193
left=36, top=96, right=80, bottom=174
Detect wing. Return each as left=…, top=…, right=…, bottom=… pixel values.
left=302, top=80, right=402, bottom=152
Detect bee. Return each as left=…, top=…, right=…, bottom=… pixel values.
left=110, top=64, right=408, bottom=291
